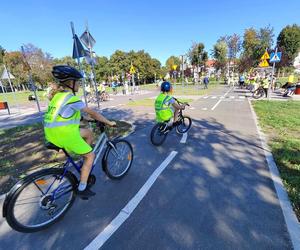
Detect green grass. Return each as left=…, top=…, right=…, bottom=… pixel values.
left=128, top=98, right=193, bottom=107
left=0, top=91, right=47, bottom=104
left=253, top=100, right=300, bottom=220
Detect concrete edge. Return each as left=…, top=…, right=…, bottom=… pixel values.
left=248, top=98, right=300, bottom=249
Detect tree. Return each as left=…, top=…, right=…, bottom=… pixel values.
left=22, top=43, right=53, bottom=88
left=239, top=26, right=274, bottom=71
left=0, top=45, right=5, bottom=64
left=188, top=42, right=208, bottom=77
left=212, top=40, right=228, bottom=71
left=277, top=24, right=300, bottom=67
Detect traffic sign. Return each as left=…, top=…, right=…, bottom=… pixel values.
left=130, top=65, right=136, bottom=74
left=259, top=59, right=269, bottom=67
left=269, top=52, right=282, bottom=63
left=172, top=65, right=177, bottom=71
left=261, top=51, right=270, bottom=60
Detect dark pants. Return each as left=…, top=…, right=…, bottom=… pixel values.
left=263, top=88, right=268, bottom=97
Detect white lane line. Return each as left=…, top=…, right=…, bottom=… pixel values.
left=211, top=96, right=217, bottom=99
left=201, top=108, right=208, bottom=110
left=84, top=151, right=178, bottom=250
left=239, top=96, right=245, bottom=99
left=248, top=99, right=300, bottom=249
left=211, top=86, right=233, bottom=111
left=229, top=96, right=235, bottom=99
left=203, top=96, right=209, bottom=99
left=189, top=107, right=195, bottom=110
left=180, top=132, right=188, bottom=143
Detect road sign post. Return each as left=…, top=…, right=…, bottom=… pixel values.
left=268, top=47, right=281, bottom=100
left=71, top=22, right=88, bottom=107
left=80, top=22, right=100, bottom=108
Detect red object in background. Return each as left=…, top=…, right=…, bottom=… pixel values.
left=295, top=84, right=300, bottom=95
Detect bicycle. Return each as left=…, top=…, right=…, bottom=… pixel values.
left=2, top=121, right=133, bottom=233
left=150, top=98, right=192, bottom=146
left=252, top=85, right=266, bottom=99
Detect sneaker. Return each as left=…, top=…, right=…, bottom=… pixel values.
left=76, top=187, right=96, bottom=200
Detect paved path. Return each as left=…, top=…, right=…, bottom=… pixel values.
left=0, top=85, right=298, bottom=249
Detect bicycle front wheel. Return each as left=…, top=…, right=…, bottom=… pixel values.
left=103, top=139, right=133, bottom=179
left=5, top=168, right=77, bottom=233
left=176, top=116, right=192, bottom=134
left=252, top=88, right=264, bottom=99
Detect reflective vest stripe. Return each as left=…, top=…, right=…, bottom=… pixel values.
left=51, top=93, right=74, bottom=122
left=155, top=95, right=172, bottom=111
left=44, top=119, right=81, bottom=128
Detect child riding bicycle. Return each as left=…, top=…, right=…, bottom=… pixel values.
left=44, top=65, right=116, bottom=199
left=154, top=81, right=186, bottom=128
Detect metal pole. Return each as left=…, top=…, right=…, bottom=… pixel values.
left=86, top=22, right=100, bottom=109
left=268, top=47, right=277, bottom=100
left=181, top=55, right=184, bottom=88
left=21, top=46, right=41, bottom=112
left=71, top=22, right=88, bottom=107
left=4, top=64, right=21, bottom=112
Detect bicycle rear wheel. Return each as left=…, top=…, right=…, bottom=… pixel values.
left=150, top=123, right=168, bottom=146
left=176, top=116, right=192, bottom=134
left=5, top=168, right=77, bottom=233
left=103, top=139, right=133, bottom=179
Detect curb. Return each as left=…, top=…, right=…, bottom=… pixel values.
left=248, top=99, right=300, bottom=249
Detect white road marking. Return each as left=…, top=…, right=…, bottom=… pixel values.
left=203, top=96, right=209, bottom=99
left=189, top=107, right=195, bottom=110
left=248, top=99, right=300, bottom=249
left=229, top=96, right=235, bottom=99
left=84, top=151, right=178, bottom=250
left=110, top=105, right=116, bottom=108
left=211, top=96, right=217, bottom=99
left=201, top=108, right=208, bottom=110
left=211, top=86, right=233, bottom=111
left=239, top=96, right=245, bottom=99
left=180, top=132, right=188, bottom=143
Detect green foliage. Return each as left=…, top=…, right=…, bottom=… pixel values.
left=212, top=40, right=228, bottom=70
left=0, top=45, right=5, bottom=64
left=165, top=56, right=180, bottom=71
left=277, top=24, right=300, bottom=67
left=239, top=26, right=274, bottom=71
left=188, top=42, right=207, bottom=67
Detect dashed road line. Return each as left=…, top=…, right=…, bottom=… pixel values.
left=180, top=132, right=188, bottom=143
left=84, top=151, right=178, bottom=250
left=211, top=86, right=233, bottom=111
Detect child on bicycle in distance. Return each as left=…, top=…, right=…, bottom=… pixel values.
left=154, top=81, right=186, bottom=127
left=44, top=65, right=116, bottom=199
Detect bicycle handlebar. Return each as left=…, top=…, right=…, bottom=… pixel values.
left=173, top=97, right=190, bottom=106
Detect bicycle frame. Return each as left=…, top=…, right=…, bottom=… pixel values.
left=46, top=131, right=112, bottom=200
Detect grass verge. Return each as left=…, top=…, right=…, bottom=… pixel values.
left=253, top=100, right=300, bottom=221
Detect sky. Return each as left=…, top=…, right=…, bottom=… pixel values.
left=1, top=0, right=299, bottom=65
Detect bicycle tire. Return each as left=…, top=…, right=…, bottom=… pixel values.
left=5, top=168, right=77, bottom=233
left=252, top=88, right=264, bottom=99
left=176, top=116, right=192, bottom=134
left=103, top=139, right=133, bottom=179
left=150, top=123, right=168, bottom=146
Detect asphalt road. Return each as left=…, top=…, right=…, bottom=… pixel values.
left=0, top=85, right=294, bottom=249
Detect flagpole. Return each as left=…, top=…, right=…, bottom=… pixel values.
left=85, top=22, right=100, bottom=109
left=21, top=46, right=41, bottom=112
left=70, top=22, right=88, bottom=107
